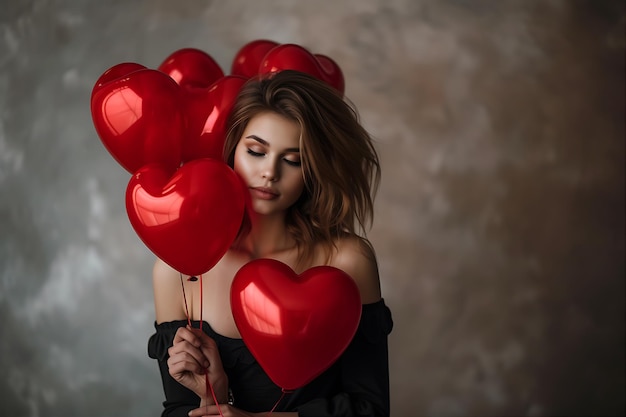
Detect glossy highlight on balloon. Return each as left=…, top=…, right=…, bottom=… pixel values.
left=126, top=159, right=246, bottom=276
left=158, top=47, right=224, bottom=91
left=258, top=43, right=345, bottom=94
left=182, top=75, right=247, bottom=162
left=231, top=39, right=279, bottom=78
left=231, top=259, right=362, bottom=390
left=91, top=67, right=184, bottom=174
left=91, top=62, right=147, bottom=100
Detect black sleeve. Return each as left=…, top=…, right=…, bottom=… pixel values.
left=147, top=320, right=200, bottom=417
left=295, top=300, right=393, bottom=417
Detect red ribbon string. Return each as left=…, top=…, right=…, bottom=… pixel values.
left=180, top=273, right=224, bottom=416
left=268, top=389, right=292, bottom=415
left=199, top=274, right=203, bottom=333
left=180, top=273, right=192, bottom=329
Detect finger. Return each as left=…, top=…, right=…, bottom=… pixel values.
left=172, top=326, right=202, bottom=347
left=168, top=341, right=210, bottom=369
left=167, top=357, right=204, bottom=378
left=182, top=328, right=223, bottom=370
left=167, top=351, right=209, bottom=375
left=197, top=336, right=222, bottom=367
left=188, top=404, right=222, bottom=417
left=188, top=327, right=218, bottom=349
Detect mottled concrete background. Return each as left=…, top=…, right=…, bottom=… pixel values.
left=1, top=0, right=624, bottom=416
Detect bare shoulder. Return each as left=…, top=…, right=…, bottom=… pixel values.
left=329, top=236, right=382, bottom=304
left=152, top=258, right=185, bottom=323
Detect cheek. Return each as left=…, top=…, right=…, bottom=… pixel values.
left=286, top=172, right=305, bottom=198
left=233, top=148, right=251, bottom=180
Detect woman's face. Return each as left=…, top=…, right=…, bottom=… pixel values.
left=233, top=111, right=305, bottom=216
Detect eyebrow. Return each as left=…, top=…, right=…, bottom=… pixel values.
left=245, top=135, right=300, bottom=153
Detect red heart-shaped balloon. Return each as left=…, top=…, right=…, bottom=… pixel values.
left=313, top=53, right=345, bottom=95
left=258, top=44, right=345, bottom=94
left=91, top=67, right=184, bottom=174
left=158, top=48, right=224, bottom=92
left=91, top=62, right=147, bottom=100
left=231, top=258, right=361, bottom=390
left=126, top=158, right=246, bottom=276
left=231, top=39, right=279, bottom=78
left=182, top=75, right=247, bottom=162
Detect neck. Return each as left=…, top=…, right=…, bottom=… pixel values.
left=236, top=212, right=296, bottom=258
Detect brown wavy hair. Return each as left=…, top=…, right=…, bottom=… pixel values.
left=224, top=70, right=380, bottom=262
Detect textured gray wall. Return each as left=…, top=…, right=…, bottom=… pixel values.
left=1, top=0, right=624, bottom=416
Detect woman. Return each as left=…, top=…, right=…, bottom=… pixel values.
left=148, top=70, right=393, bottom=416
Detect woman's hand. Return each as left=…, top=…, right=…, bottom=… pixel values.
left=167, top=325, right=228, bottom=402
left=189, top=404, right=299, bottom=417
left=188, top=404, right=256, bottom=417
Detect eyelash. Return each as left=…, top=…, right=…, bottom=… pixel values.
left=284, top=159, right=301, bottom=167
left=247, top=149, right=301, bottom=167
left=247, top=149, right=264, bottom=157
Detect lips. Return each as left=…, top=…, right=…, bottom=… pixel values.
left=251, top=187, right=279, bottom=200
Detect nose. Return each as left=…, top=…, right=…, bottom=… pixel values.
left=262, top=159, right=279, bottom=182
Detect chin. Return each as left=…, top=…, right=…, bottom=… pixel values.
left=251, top=202, right=287, bottom=217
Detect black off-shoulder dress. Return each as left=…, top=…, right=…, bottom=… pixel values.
left=148, top=299, right=393, bottom=417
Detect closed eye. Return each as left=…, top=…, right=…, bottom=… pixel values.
left=247, top=149, right=264, bottom=157
left=283, top=158, right=301, bottom=167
